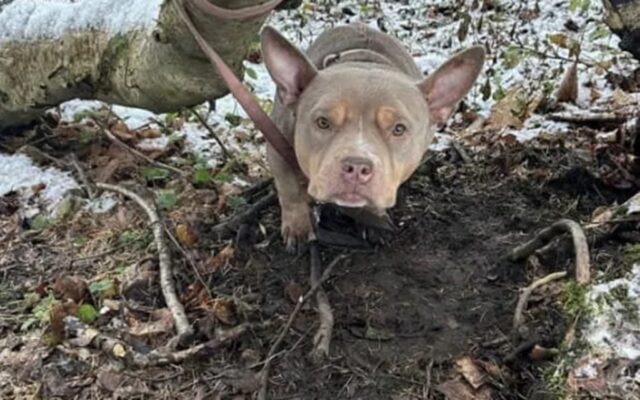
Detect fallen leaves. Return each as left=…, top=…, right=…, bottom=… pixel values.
left=436, top=356, right=503, bottom=400
left=127, top=308, right=175, bottom=337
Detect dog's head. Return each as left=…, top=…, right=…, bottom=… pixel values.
left=261, top=26, right=484, bottom=212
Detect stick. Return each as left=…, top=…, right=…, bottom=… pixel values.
left=97, top=121, right=186, bottom=177
left=547, top=112, right=627, bottom=124
left=68, top=154, right=96, bottom=199
left=309, top=243, right=334, bottom=360
left=257, top=252, right=349, bottom=400
left=513, top=271, right=568, bottom=331
left=509, top=219, right=590, bottom=284
left=210, top=191, right=277, bottom=238
left=96, top=183, right=193, bottom=342
left=189, top=108, right=233, bottom=161
left=64, top=316, right=249, bottom=367
left=451, top=141, right=472, bottom=164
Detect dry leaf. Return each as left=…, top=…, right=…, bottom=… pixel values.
left=285, top=281, right=305, bottom=304
left=176, top=223, right=198, bottom=248
left=53, top=275, right=88, bottom=303
left=485, top=86, right=527, bottom=131
left=110, top=121, right=135, bottom=141
left=137, top=128, right=161, bottom=139
left=455, top=356, right=487, bottom=389
left=436, top=378, right=493, bottom=400
left=212, top=298, right=237, bottom=325
left=206, top=244, right=235, bottom=271
left=555, top=61, right=578, bottom=104
left=128, top=308, right=174, bottom=337
left=112, top=343, right=126, bottom=358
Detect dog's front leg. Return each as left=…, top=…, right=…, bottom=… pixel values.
left=266, top=143, right=315, bottom=251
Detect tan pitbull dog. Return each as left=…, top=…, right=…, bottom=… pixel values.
left=261, top=23, right=485, bottom=249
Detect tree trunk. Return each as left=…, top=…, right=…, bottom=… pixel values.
left=602, top=0, right=640, bottom=61
left=0, top=0, right=299, bottom=130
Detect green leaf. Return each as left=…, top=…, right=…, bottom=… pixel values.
left=245, top=67, right=258, bottom=80
left=89, top=279, right=115, bottom=296
left=501, top=47, right=524, bottom=69
left=213, top=173, right=233, bottom=183
left=142, top=167, right=170, bottom=182
left=156, top=190, right=178, bottom=210
left=118, top=229, right=150, bottom=250
left=31, top=215, right=53, bottom=231
left=193, top=168, right=212, bottom=185
left=224, top=113, right=243, bottom=127
left=226, top=195, right=247, bottom=210
left=589, top=26, right=610, bottom=41
left=76, top=304, right=98, bottom=324
left=32, top=294, right=59, bottom=325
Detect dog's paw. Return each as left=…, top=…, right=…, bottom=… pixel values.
left=281, top=203, right=315, bottom=253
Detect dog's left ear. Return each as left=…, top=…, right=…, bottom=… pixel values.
left=261, top=26, right=317, bottom=107
left=418, top=45, right=485, bottom=124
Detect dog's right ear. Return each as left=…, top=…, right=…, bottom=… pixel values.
left=261, top=26, right=317, bottom=107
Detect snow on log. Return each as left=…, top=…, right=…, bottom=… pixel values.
left=0, top=0, right=299, bottom=130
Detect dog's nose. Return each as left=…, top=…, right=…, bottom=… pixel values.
left=341, top=157, right=374, bottom=184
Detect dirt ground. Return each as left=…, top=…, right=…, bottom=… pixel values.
left=1, top=118, right=638, bottom=400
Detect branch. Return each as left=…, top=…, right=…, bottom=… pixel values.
left=513, top=271, right=568, bottom=331
left=309, top=243, right=334, bottom=360
left=96, top=183, right=193, bottom=343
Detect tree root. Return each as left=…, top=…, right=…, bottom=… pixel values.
left=309, top=243, right=334, bottom=360
left=512, top=271, right=568, bottom=332
left=96, top=183, right=193, bottom=344
left=509, top=218, right=590, bottom=284
left=257, top=250, right=349, bottom=400
left=210, top=191, right=277, bottom=238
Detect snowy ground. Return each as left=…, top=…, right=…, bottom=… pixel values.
left=1, top=0, right=640, bottom=392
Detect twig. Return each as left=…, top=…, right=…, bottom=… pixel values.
left=64, top=316, right=250, bottom=367
left=68, top=154, right=96, bottom=199
left=96, top=183, right=193, bottom=343
left=97, top=120, right=186, bottom=177
left=189, top=108, right=233, bottom=161
left=210, top=191, right=277, bottom=238
left=513, top=271, right=568, bottom=332
left=509, top=219, right=590, bottom=284
left=309, top=243, right=334, bottom=360
left=257, top=251, right=349, bottom=400
left=451, top=141, right=472, bottom=164
left=547, top=112, right=627, bottom=124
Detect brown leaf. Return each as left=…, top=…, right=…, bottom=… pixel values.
left=212, top=298, right=237, bottom=325
left=127, top=308, right=174, bottom=337
left=555, top=62, right=578, bottom=104
left=455, top=356, right=487, bottom=389
left=285, top=281, right=305, bottom=304
left=176, top=223, right=198, bottom=248
left=48, top=300, right=79, bottom=345
left=485, top=86, right=527, bottom=131
left=97, top=368, right=124, bottom=392
left=110, top=121, right=135, bottom=141
left=206, top=244, right=235, bottom=271
left=53, top=275, right=89, bottom=303
left=436, top=378, right=493, bottom=400
left=137, top=128, right=161, bottom=139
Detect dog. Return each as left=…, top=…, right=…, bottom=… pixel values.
left=260, top=23, right=485, bottom=249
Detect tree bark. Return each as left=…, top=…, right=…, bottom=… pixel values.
left=602, top=0, right=640, bottom=61
left=0, top=0, right=299, bottom=130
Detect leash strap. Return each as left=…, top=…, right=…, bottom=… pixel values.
left=173, top=0, right=301, bottom=171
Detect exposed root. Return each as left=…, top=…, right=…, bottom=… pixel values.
left=512, top=271, right=568, bottom=332
left=548, top=111, right=627, bottom=124
left=309, top=242, right=334, bottom=360
left=509, top=218, right=591, bottom=284
left=210, top=191, right=277, bottom=238
left=64, top=316, right=251, bottom=367
left=96, top=183, right=193, bottom=344
left=257, top=251, right=349, bottom=400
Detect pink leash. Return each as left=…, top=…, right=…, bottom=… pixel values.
left=173, top=0, right=300, bottom=171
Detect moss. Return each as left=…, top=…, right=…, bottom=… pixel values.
left=623, top=243, right=640, bottom=266
left=561, top=281, right=593, bottom=320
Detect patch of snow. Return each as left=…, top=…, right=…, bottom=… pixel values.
left=84, top=192, right=118, bottom=214
left=506, top=114, right=570, bottom=142
left=59, top=99, right=105, bottom=123
left=583, top=264, right=640, bottom=360
left=112, top=105, right=159, bottom=130
left=0, top=153, right=78, bottom=209
left=0, top=0, right=162, bottom=43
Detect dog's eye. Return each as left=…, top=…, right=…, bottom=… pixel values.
left=392, top=123, right=407, bottom=136
left=316, top=116, right=331, bottom=130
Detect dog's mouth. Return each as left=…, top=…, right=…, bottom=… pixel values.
left=329, top=191, right=370, bottom=208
